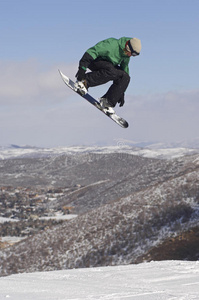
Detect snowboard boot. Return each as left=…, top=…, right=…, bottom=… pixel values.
left=99, top=98, right=115, bottom=114
left=74, top=80, right=88, bottom=96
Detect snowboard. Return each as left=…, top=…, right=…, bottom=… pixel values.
left=58, top=70, right=129, bottom=128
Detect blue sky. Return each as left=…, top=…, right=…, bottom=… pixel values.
left=1, top=0, right=199, bottom=147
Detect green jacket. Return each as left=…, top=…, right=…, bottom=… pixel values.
left=80, top=37, right=132, bottom=75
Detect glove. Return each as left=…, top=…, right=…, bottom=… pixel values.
left=75, top=67, right=86, bottom=81
left=118, top=94, right=125, bottom=107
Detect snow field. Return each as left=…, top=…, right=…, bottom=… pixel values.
left=0, top=261, right=199, bottom=300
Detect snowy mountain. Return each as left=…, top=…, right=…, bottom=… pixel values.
left=0, top=148, right=199, bottom=276
left=1, top=143, right=199, bottom=160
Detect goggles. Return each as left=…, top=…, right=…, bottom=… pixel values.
left=125, top=41, right=140, bottom=57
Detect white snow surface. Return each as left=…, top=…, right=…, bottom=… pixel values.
left=0, top=217, right=19, bottom=223
left=0, top=261, right=199, bottom=300
left=40, top=214, right=77, bottom=221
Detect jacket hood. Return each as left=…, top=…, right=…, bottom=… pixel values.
left=118, top=37, right=132, bottom=50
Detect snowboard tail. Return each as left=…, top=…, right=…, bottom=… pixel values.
left=58, top=70, right=128, bottom=128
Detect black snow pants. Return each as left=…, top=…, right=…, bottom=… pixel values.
left=85, top=60, right=130, bottom=107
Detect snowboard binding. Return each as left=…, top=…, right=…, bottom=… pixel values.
left=74, top=80, right=88, bottom=96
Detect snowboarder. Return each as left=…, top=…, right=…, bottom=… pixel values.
left=75, top=37, right=141, bottom=113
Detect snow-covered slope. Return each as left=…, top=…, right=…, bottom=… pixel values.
left=0, top=261, right=199, bottom=300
